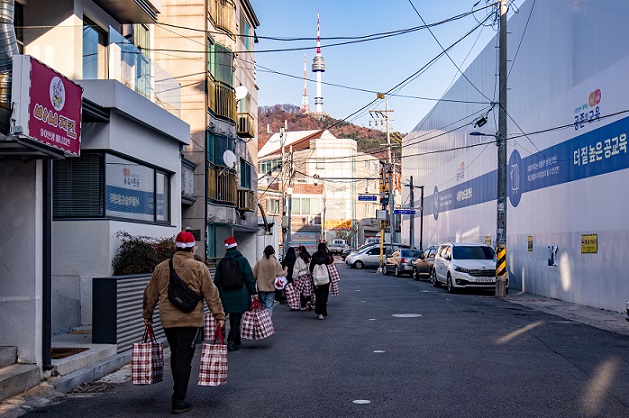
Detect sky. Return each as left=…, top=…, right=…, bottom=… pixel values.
left=250, top=0, right=510, bottom=135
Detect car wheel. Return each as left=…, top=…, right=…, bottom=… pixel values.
left=354, top=261, right=364, bottom=269
left=431, top=269, right=440, bottom=287
left=395, top=266, right=401, bottom=277
left=382, top=265, right=388, bottom=275
left=446, top=274, right=456, bottom=293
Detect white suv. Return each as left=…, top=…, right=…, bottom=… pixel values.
left=432, top=243, right=503, bottom=293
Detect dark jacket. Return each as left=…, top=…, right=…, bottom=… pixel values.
left=213, top=248, right=257, bottom=313
left=282, top=252, right=297, bottom=282
left=309, top=251, right=333, bottom=273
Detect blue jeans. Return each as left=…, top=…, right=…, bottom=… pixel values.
left=258, top=291, right=275, bottom=317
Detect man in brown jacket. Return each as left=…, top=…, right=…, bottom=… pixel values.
left=143, top=231, right=225, bottom=414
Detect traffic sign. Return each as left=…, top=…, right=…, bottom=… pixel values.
left=394, top=209, right=416, bottom=215
left=358, top=195, right=377, bottom=201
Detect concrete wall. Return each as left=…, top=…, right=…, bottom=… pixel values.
left=0, top=160, right=43, bottom=364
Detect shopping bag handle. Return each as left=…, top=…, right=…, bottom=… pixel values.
left=142, top=324, right=157, bottom=343
left=213, top=325, right=224, bottom=344
left=249, top=298, right=262, bottom=311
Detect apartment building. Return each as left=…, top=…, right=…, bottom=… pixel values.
left=258, top=129, right=381, bottom=249
left=155, top=0, right=260, bottom=264
left=0, top=0, right=189, bottom=378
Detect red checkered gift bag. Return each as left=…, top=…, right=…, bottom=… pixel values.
left=284, top=282, right=300, bottom=309
left=198, top=325, right=228, bottom=387
left=294, top=273, right=313, bottom=295
left=253, top=300, right=275, bottom=339
left=240, top=300, right=258, bottom=340
left=203, top=313, right=217, bottom=341
left=132, top=325, right=164, bottom=385
left=328, top=264, right=341, bottom=296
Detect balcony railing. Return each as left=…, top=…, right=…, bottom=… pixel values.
left=208, top=163, right=237, bottom=205
left=207, top=74, right=236, bottom=122
left=237, top=189, right=255, bottom=212
left=208, top=0, right=236, bottom=36
left=106, top=27, right=181, bottom=116
left=237, top=112, right=255, bottom=138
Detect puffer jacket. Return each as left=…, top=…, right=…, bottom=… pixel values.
left=213, top=248, right=257, bottom=313
left=143, top=251, right=225, bottom=328
left=253, top=255, right=285, bottom=292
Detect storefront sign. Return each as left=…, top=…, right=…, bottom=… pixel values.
left=12, top=55, right=83, bottom=156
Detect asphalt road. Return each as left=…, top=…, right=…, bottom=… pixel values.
left=23, top=262, right=629, bottom=417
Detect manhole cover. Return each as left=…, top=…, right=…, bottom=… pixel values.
left=392, top=313, right=422, bottom=318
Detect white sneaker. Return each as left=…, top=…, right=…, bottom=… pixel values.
left=318, top=314, right=324, bottom=320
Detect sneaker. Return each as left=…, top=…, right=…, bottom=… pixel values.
left=318, top=314, right=324, bottom=320
left=172, top=401, right=192, bottom=414
left=300, top=307, right=307, bottom=311
left=306, top=301, right=312, bottom=310
left=227, top=342, right=239, bottom=352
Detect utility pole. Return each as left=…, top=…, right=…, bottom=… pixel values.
left=286, top=145, right=294, bottom=254
left=495, top=0, right=508, bottom=297
left=407, top=176, right=424, bottom=251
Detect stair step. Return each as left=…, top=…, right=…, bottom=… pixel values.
left=0, top=364, right=41, bottom=402
left=0, top=346, right=17, bottom=369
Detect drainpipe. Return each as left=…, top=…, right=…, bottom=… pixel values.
left=43, top=160, right=53, bottom=371
left=0, top=0, right=18, bottom=134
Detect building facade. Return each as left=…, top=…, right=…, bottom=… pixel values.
left=155, top=0, right=260, bottom=264
left=401, top=0, right=629, bottom=312
left=1, top=0, right=189, bottom=373
left=258, top=129, right=381, bottom=250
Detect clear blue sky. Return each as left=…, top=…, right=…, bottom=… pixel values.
left=251, top=0, right=509, bottom=134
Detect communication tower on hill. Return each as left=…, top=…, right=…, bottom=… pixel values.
left=312, top=11, right=325, bottom=115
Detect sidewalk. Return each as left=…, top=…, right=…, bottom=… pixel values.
left=505, top=290, right=629, bottom=337
left=1, top=291, right=628, bottom=416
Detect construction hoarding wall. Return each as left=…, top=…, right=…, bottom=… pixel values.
left=401, top=0, right=629, bottom=312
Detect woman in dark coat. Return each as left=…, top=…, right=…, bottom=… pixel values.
left=309, top=242, right=333, bottom=320
left=213, top=237, right=257, bottom=351
left=277, top=247, right=297, bottom=302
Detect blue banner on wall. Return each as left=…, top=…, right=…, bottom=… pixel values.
left=428, top=115, right=629, bottom=219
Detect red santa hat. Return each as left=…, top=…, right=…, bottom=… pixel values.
left=175, top=231, right=196, bottom=249
left=224, top=236, right=238, bottom=249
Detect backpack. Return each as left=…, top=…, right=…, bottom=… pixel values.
left=312, top=263, right=330, bottom=286
left=217, top=256, right=243, bottom=291
left=168, top=258, right=202, bottom=313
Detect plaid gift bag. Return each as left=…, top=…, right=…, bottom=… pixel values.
left=284, top=282, right=300, bottom=309
left=241, top=301, right=258, bottom=340
left=253, top=301, right=275, bottom=339
left=198, top=325, right=228, bottom=387
left=294, top=273, right=313, bottom=295
left=203, top=313, right=217, bottom=341
left=132, top=325, right=164, bottom=385
left=328, top=264, right=341, bottom=296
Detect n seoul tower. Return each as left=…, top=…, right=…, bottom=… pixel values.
left=312, top=11, right=325, bottom=115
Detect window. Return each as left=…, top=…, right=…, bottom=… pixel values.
left=266, top=198, right=280, bottom=215
left=83, top=17, right=108, bottom=79
left=241, top=14, right=252, bottom=51
left=156, top=172, right=170, bottom=222
left=207, top=133, right=235, bottom=166
left=240, top=158, right=251, bottom=188
left=53, top=154, right=104, bottom=218
left=208, top=43, right=234, bottom=85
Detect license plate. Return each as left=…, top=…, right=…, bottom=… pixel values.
left=477, top=278, right=495, bottom=283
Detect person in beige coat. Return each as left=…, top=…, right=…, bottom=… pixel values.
left=143, top=231, right=225, bottom=414
left=252, top=245, right=286, bottom=317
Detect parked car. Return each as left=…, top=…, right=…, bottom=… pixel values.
left=432, top=242, right=504, bottom=293
left=383, top=248, right=422, bottom=277
left=364, top=237, right=381, bottom=245
left=412, top=246, right=438, bottom=281
left=347, top=245, right=392, bottom=269
left=328, top=239, right=349, bottom=255
left=340, top=247, right=352, bottom=260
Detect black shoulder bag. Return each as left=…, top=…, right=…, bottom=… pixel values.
left=168, top=258, right=202, bottom=313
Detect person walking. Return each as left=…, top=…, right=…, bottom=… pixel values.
left=214, top=236, right=258, bottom=352
left=309, top=242, right=333, bottom=320
left=294, top=245, right=313, bottom=310
left=278, top=247, right=297, bottom=304
left=142, top=231, right=225, bottom=414
left=252, top=245, right=285, bottom=317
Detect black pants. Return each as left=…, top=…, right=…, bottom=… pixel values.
left=164, top=327, right=200, bottom=402
left=227, top=312, right=243, bottom=345
left=314, top=283, right=330, bottom=316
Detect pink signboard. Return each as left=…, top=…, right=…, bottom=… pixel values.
left=27, top=57, right=83, bottom=156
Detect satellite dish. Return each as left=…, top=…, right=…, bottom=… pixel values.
left=222, top=150, right=237, bottom=169
left=235, top=86, right=248, bottom=101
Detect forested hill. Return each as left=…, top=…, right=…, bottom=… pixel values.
left=258, top=104, right=404, bottom=157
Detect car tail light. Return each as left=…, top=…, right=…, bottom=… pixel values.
left=400, top=258, right=406, bottom=263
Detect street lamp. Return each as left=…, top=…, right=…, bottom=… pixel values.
left=469, top=130, right=508, bottom=297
